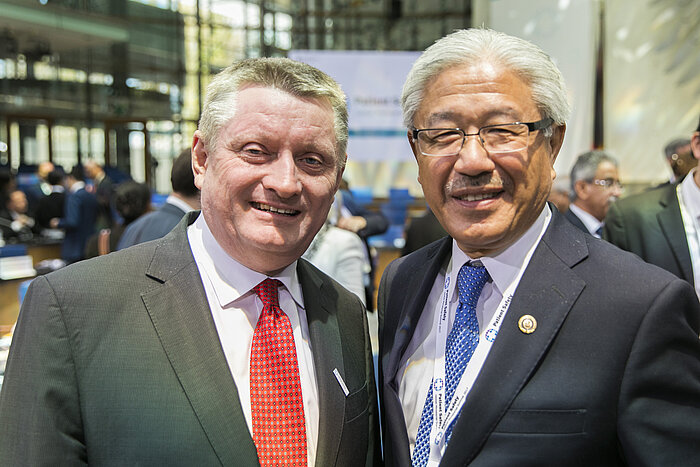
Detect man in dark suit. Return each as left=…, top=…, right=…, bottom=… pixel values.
left=401, top=207, right=447, bottom=256
left=85, top=159, right=115, bottom=229
left=49, top=165, right=99, bottom=263
left=605, top=115, right=700, bottom=298
left=379, top=28, right=700, bottom=466
left=117, top=148, right=201, bottom=249
left=0, top=57, right=380, bottom=466
left=564, top=150, right=622, bottom=237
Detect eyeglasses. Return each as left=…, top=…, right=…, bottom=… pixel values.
left=411, top=117, right=553, bottom=157
left=590, top=178, right=623, bottom=190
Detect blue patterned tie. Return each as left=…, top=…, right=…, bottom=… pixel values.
left=412, top=262, right=490, bottom=467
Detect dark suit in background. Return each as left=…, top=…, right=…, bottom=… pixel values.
left=57, top=184, right=98, bottom=263
left=604, top=183, right=693, bottom=283
left=380, top=211, right=700, bottom=466
left=563, top=207, right=589, bottom=234
left=0, top=214, right=379, bottom=465
left=117, top=201, right=187, bottom=249
left=401, top=208, right=447, bottom=256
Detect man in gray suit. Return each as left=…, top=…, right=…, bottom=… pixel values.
left=0, top=57, right=380, bottom=466
left=117, top=147, right=201, bottom=249
left=379, top=28, right=700, bottom=466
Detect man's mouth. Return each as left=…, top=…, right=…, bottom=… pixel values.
left=251, top=201, right=299, bottom=216
left=455, top=192, right=500, bottom=202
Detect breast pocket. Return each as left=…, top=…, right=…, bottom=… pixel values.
left=493, top=409, right=587, bottom=434
left=344, top=381, right=369, bottom=423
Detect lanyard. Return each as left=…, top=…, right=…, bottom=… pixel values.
left=426, top=248, right=541, bottom=466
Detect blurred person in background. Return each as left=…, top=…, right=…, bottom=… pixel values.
left=34, top=169, right=66, bottom=232
left=337, top=178, right=389, bottom=310
left=547, top=176, right=570, bottom=213
left=0, top=189, right=36, bottom=242
left=401, top=206, right=447, bottom=256
left=84, top=180, right=151, bottom=258
left=303, top=192, right=370, bottom=306
left=661, top=137, right=696, bottom=186
left=84, top=159, right=114, bottom=229
left=117, top=148, right=200, bottom=249
left=565, top=150, right=622, bottom=238
left=605, top=115, right=700, bottom=299
left=50, top=165, right=99, bottom=263
left=24, top=161, right=54, bottom=216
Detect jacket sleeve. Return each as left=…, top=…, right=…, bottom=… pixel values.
left=0, top=275, right=88, bottom=465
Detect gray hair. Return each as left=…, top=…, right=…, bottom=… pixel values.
left=569, top=150, right=618, bottom=200
left=401, top=28, right=571, bottom=137
left=198, top=57, right=348, bottom=169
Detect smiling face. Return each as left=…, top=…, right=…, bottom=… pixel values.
left=410, top=62, right=565, bottom=258
left=192, top=85, right=343, bottom=275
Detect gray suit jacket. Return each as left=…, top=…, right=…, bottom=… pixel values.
left=379, top=209, right=700, bottom=466
left=0, top=212, right=381, bottom=466
left=604, top=183, right=693, bottom=284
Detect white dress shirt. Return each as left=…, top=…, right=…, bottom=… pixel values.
left=679, top=168, right=700, bottom=299
left=187, top=213, right=319, bottom=466
left=397, top=205, right=552, bottom=458
left=568, top=203, right=603, bottom=237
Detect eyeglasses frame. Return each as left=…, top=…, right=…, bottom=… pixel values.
left=410, top=117, right=555, bottom=157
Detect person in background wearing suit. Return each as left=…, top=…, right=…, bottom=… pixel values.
left=565, top=150, right=622, bottom=237
left=84, top=159, right=114, bottom=229
left=662, top=137, right=696, bottom=185
left=84, top=180, right=151, bottom=258
left=34, top=169, right=66, bottom=232
left=117, top=147, right=201, bottom=250
left=605, top=115, right=700, bottom=299
left=336, top=179, right=389, bottom=311
left=378, top=28, right=700, bottom=467
left=401, top=206, right=447, bottom=256
left=49, top=165, right=99, bottom=263
left=0, top=57, right=380, bottom=466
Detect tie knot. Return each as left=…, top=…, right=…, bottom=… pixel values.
left=456, top=262, right=490, bottom=307
left=254, top=278, right=283, bottom=309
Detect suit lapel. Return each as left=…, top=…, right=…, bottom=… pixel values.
left=141, top=213, right=259, bottom=467
left=657, top=186, right=694, bottom=282
left=382, top=239, right=451, bottom=466
left=441, top=214, right=587, bottom=465
left=385, top=239, right=452, bottom=389
left=297, top=260, right=345, bottom=466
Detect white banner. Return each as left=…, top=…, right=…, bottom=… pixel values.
left=288, top=50, right=420, bottom=162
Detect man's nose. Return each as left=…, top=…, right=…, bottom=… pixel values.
left=453, top=134, right=496, bottom=175
left=264, top=152, right=302, bottom=198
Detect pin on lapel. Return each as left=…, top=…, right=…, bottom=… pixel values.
left=518, top=314, right=537, bottom=334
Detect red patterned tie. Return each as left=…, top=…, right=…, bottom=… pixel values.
left=250, top=278, right=308, bottom=466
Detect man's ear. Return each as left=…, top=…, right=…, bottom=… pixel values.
left=548, top=124, right=566, bottom=164
left=574, top=179, right=589, bottom=201
left=692, top=131, right=700, bottom=162
left=408, top=130, right=423, bottom=185
left=191, top=131, right=208, bottom=190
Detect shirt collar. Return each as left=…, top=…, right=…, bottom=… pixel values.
left=681, top=168, right=700, bottom=222
left=451, top=204, right=552, bottom=296
left=568, top=203, right=603, bottom=236
left=166, top=194, right=197, bottom=213
left=187, top=213, right=304, bottom=310
left=70, top=181, right=85, bottom=193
